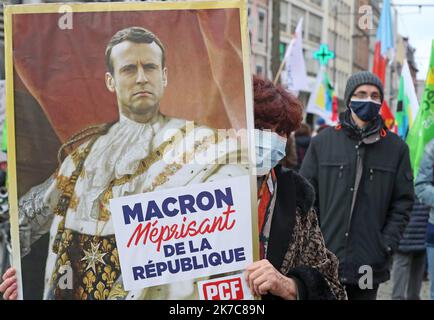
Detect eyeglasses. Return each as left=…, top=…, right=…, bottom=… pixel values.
left=352, top=91, right=381, bottom=102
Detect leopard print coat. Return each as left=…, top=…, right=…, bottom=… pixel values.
left=267, top=167, right=347, bottom=300
left=280, top=207, right=347, bottom=300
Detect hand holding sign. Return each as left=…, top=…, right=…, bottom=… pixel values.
left=244, top=259, right=297, bottom=299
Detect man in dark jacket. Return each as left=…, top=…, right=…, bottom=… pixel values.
left=300, top=71, right=414, bottom=300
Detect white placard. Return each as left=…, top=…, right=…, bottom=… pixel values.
left=110, top=175, right=253, bottom=291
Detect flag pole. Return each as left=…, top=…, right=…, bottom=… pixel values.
left=273, top=55, right=287, bottom=85
left=273, top=35, right=295, bottom=85
left=273, top=18, right=302, bottom=85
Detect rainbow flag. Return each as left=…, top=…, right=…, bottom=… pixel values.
left=306, top=67, right=338, bottom=124
left=395, top=60, right=420, bottom=139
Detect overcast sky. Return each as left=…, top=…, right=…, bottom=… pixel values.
left=393, top=0, right=434, bottom=80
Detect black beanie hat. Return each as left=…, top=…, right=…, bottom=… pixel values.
left=344, top=71, right=384, bottom=108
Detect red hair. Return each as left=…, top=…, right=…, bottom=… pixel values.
left=253, top=75, right=303, bottom=136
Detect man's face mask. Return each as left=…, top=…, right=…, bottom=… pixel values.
left=254, top=129, right=287, bottom=176
left=349, top=98, right=382, bottom=122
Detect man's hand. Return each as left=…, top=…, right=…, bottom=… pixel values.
left=0, top=268, right=18, bottom=300
left=244, top=259, right=297, bottom=300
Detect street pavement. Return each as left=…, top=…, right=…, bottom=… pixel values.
left=377, top=278, right=431, bottom=300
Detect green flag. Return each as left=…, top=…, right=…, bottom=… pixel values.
left=406, top=39, right=434, bottom=178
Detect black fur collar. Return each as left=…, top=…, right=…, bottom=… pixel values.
left=275, top=165, right=315, bottom=215
left=291, top=169, right=316, bottom=215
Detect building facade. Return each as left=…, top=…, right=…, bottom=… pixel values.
left=249, top=0, right=270, bottom=77
left=323, top=0, right=355, bottom=109
left=279, top=0, right=325, bottom=95
left=353, top=0, right=381, bottom=74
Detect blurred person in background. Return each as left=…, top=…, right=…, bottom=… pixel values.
left=415, top=138, right=434, bottom=300
left=294, top=123, right=312, bottom=171
left=391, top=198, right=430, bottom=300
left=314, top=118, right=330, bottom=136
left=280, top=132, right=298, bottom=170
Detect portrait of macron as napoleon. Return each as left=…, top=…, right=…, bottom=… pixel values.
left=8, top=4, right=252, bottom=300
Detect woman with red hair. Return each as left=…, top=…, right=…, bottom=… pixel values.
left=244, top=76, right=346, bottom=300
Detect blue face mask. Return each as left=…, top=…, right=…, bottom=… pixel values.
left=349, top=99, right=382, bottom=122
left=255, top=129, right=287, bottom=176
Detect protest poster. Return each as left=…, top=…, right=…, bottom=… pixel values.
left=4, top=0, right=257, bottom=300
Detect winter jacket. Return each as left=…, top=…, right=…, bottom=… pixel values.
left=300, top=111, right=414, bottom=285
left=264, top=165, right=346, bottom=300
left=295, top=135, right=311, bottom=171
left=415, top=139, right=434, bottom=226
left=397, top=199, right=430, bottom=253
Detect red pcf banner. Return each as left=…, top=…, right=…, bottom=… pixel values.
left=197, top=274, right=253, bottom=300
